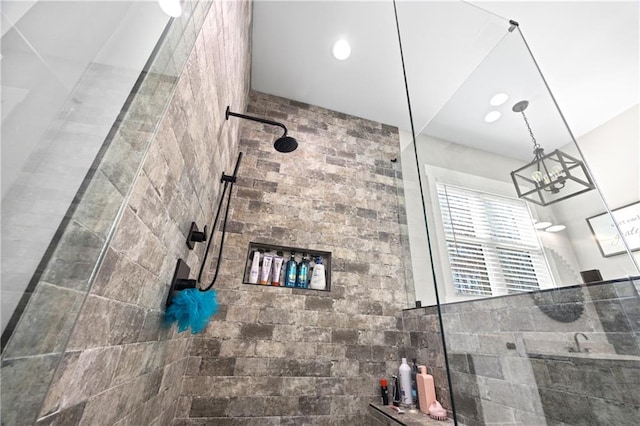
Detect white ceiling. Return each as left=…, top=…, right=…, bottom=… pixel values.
left=251, top=1, right=639, bottom=160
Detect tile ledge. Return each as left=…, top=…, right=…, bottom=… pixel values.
left=369, top=403, right=453, bottom=426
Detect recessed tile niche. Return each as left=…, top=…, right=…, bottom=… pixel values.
left=243, top=242, right=331, bottom=291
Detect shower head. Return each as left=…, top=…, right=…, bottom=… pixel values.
left=225, top=106, right=298, bottom=153
left=274, top=135, right=298, bottom=153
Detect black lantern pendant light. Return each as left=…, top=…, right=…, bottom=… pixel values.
left=510, top=100, right=595, bottom=206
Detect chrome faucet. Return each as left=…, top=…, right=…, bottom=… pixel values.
left=570, top=332, right=589, bottom=353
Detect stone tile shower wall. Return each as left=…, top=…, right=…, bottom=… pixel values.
left=400, top=307, right=451, bottom=411
left=440, top=279, right=640, bottom=426
left=176, top=91, right=410, bottom=425
left=0, top=1, right=253, bottom=425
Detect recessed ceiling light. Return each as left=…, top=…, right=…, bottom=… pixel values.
left=546, top=224, right=566, bottom=232
left=332, top=39, right=351, bottom=60
left=534, top=221, right=552, bottom=230
left=484, top=111, right=501, bottom=123
left=159, top=0, right=182, bottom=17
left=490, top=93, right=509, bottom=106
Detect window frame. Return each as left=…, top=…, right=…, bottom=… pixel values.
left=436, top=182, right=554, bottom=297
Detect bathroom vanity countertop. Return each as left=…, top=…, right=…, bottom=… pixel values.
left=369, top=404, right=453, bottom=425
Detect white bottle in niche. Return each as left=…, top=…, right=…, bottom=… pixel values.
left=309, top=256, right=326, bottom=290
left=399, top=358, right=413, bottom=406
left=248, top=250, right=260, bottom=283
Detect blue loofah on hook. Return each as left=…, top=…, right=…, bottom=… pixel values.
left=164, top=288, right=218, bottom=334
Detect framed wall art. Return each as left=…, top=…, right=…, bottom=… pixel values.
left=586, top=201, right=640, bottom=257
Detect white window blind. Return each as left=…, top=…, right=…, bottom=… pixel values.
left=437, top=183, right=553, bottom=296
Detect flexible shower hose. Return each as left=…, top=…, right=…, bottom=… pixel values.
left=197, top=152, right=243, bottom=290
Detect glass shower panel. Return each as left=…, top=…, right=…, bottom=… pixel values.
left=395, top=0, right=513, bottom=307
left=1, top=1, right=170, bottom=334
left=1, top=1, right=210, bottom=424
left=399, top=4, right=638, bottom=306
left=398, top=3, right=640, bottom=425
left=397, top=2, right=640, bottom=425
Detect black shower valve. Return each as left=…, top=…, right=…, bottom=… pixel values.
left=166, top=259, right=197, bottom=307
left=186, top=222, right=207, bottom=250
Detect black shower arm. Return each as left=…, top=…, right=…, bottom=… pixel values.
left=225, top=106, right=288, bottom=137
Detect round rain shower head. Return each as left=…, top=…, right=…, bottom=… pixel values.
left=274, top=136, right=298, bottom=153
left=225, top=106, right=298, bottom=154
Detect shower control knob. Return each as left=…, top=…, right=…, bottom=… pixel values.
left=192, top=225, right=207, bottom=242
left=186, top=222, right=207, bottom=249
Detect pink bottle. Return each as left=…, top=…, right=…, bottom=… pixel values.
left=416, top=365, right=436, bottom=415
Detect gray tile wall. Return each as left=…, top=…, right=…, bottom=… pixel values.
left=1, top=1, right=253, bottom=425
left=400, top=306, right=451, bottom=412
left=174, top=91, right=411, bottom=425
left=439, top=279, right=640, bottom=426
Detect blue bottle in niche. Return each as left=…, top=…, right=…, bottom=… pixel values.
left=284, top=252, right=298, bottom=288
left=296, top=253, right=310, bottom=288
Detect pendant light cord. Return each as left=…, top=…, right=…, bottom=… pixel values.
left=520, top=111, right=540, bottom=150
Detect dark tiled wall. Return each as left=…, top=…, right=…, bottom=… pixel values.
left=175, top=91, right=411, bottom=425
left=440, top=279, right=640, bottom=426
left=400, top=306, right=451, bottom=411
left=0, top=1, right=253, bottom=425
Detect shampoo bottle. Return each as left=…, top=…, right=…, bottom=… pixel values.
left=296, top=253, right=310, bottom=288
left=284, top=252, right=297, bottom=287
left=248, top=250, right=260, bottom=283
left=399, top=358, right=413, bottom=406
left=309, top=256, right=326, bottom=290
left=271, top=251, right=284, bottom=286
left=416, top=365, right=436, bottom=415
left=259, top=254, right=273, bottom=285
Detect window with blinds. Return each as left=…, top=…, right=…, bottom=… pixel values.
left=437, top=183, right=553, bottom=296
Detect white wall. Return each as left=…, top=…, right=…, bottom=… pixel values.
left=400, top=132, right=436, bottom=306
left=552, top=104, right=640, bottom=277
